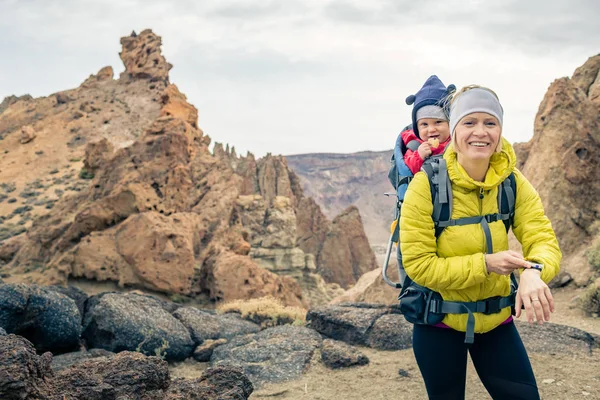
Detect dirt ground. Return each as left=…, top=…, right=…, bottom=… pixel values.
left=168, top=285, right=600, bottom=400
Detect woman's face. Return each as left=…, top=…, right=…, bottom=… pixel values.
left=417, top=118, right=450, bottom=143
left=453, top=112, right=501, bottom=161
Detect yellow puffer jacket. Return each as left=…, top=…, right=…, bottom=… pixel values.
left=400, top=138, right=562, bottom=333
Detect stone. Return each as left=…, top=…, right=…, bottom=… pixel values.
left=0, top=283, right=81, bottom=354
left=20, top=125, right=36, bottom=144
left=320, top=339, right=369, bottom=369
left=193, top=339, right=228, bottom=362
left=82, top=292, right=194, bottom=361
left=211, top=325, right=322, bottom=387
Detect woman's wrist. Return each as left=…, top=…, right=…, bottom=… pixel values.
left=521, top=268, right=541, bottom=277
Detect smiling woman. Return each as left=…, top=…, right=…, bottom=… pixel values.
left=399, top=85, right=562, bottom=399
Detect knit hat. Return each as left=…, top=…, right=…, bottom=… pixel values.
left=415, top=105, right=447, bottom=122
left=449, top=88, right=503, bottom=135
left=406, top=75, right=455, bottom=138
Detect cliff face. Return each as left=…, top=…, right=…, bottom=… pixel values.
left=286, top=151, right=396, bottom=250
left=514, top=54, right=600, bottom=286
left=0, top=29, right=376, bottom=306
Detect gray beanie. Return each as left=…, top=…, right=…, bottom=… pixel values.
left=415, top=105, right=447, bottom=122
left=449, top=88, right=503, bottom=135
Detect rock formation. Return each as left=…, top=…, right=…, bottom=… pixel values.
left=0, top=29, right=376, bottom=308
left=514, top=54, right=600, bottom=287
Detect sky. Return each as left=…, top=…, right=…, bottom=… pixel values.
left=0, top=0, right=599, bottom=157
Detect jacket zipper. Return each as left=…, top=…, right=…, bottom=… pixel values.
left=479, top=186, right=486, bottom=304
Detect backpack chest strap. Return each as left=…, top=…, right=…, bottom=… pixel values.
left=435, top=212, right=511, bottom=254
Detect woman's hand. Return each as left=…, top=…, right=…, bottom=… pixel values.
left=417, top=142, right=432, bottom=160
left=485, top=250, right=531, bottom=275
left=515, top=269, right=554, bottom=325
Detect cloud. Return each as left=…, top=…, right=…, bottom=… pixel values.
left=0, top=0, right=597, bottom=157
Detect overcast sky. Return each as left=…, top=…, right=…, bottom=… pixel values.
left=1, top=0, right=598, bottom=157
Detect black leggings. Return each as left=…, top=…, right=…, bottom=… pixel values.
left=413, top=322, right=539, bottom=400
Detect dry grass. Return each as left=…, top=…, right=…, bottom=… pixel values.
left=217, top=296, right=307, bottom=328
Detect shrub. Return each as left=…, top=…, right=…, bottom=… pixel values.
left=585, top=243, right=600, bottom=271
left=217, top=296, right=307, bottom=328
left=580, top=285, right=600, bottom=316
left=79, top=168, right=94, bottom=180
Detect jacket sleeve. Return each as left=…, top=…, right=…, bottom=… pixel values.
left=400, top=172, right=489, bottom=291
left=512, top=170, right=562, bottom=283
left=404, top=149, right=425, bottom=175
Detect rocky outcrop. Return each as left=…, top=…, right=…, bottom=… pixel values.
left=0, top=29, right=375, bottom=308
left=287, top=150, right=396, bottom=248
left=0, top=94, right=33, bottom=115
left=317, top=206, right=378, bottom=288
left=119, top=29, right=172, bottom=83
left=0, top=333, right=255, bottom=399
left=513, top=54, right=600, bottom=286
left=330, top=268, right=398, bottom=306
left=19, top=125, right=36, bottom=144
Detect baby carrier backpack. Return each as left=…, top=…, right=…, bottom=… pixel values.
left=383, top=138, right=518, bottom=344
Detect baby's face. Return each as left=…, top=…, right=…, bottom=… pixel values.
left=417, top=118, right=450, bottom=142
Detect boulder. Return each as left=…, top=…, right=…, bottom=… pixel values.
left=211, top=325, right=322, bottom=387
left=320, top=339, right=369, bottom=369
left=46, top=285, right=88, bottom=321
left=0, top=284, right=81, bottom=353
left=166, top=366, right=253, bottom=399
left=54, top=351, right=169, bottom=399
left=0, top=334, right=53, bottom=399
left=51, top=348, right=115, bottom=372
left=193, top=339, right=228, bottom=362
left=173, top=307, right=260, bottom=345
left=82, top=292, right=194, bottom=361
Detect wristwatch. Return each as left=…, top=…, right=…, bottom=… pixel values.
left=527, top=262, right=543, bottom=272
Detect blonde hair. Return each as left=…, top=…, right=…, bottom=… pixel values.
left=449, top=85, right=503, bottom=154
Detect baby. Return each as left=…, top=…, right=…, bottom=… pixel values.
left=402, top=75, right=453, bottom=174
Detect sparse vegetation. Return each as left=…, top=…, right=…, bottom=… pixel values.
left=585, top=243, right=600, bottom=271
left=0, top=224, right=27, bottom=241
left=136, top=328, right=170, bottom=359
left=79, top=168, right=95, bottom=180
left=580, top=285, right=600, bottom=316
left=30, top=179, right=44, bottom=189
left=70, top=157, right=82, bottom=162
left=19, top=190, right=40, bottom=198
left=168, top=293, right=191, bottom=304
left=1, top=182, right=16, bottom=193
left=217, top=296, right=307, bottom=328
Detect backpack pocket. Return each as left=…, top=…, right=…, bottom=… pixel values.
left=398, top=282, right=445, bottom=325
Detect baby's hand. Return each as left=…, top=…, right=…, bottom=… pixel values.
left=417, top=142, right=432, bottom=159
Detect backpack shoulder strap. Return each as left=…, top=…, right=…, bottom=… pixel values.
left=406, top=140, right=421, bottom=152
left=421, top=157, right=451, bottom=239
left=497, top=172, right=517, bottom=233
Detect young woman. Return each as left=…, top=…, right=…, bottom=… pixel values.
left=400, top=86, right=562, bottom=399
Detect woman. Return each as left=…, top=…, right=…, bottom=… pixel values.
left=400, top=85, right=562, bottom=399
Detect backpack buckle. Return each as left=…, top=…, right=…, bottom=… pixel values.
left=482, top=297, right=502, bottom=315
left=484, top=214, right=499, bottom=223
